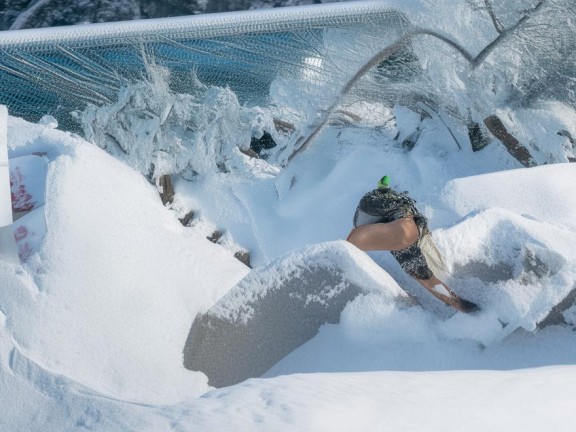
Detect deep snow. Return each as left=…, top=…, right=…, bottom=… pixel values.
left=1, top=1, right=576, bottom=429
left=2, top=98, right=576, bottom=430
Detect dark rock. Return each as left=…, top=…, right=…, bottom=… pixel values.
left=538, top=285, right=576, bottom=328
left=234, top=250, right=251, bottom=268
left=250, top=131, right=277, bottom=155
left=401, top=127, right=421, bottom=151
left=183, top=242, right=410, bottom=387
left=468, top=121, right=489, bottom=152
left=158, top=174, right=175, bottom=205
left=179, top=210, right=195, bottom=227
left=453, top=260, right=514, bottom=283
left=207, top=230, right=224, bottom=244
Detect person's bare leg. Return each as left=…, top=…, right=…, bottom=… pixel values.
left=417, top=276, right=479, bottom=313
left=346, top=218, right=419, bottom=251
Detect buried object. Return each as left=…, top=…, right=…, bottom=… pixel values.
left=183, top=241, right=410, bottom=388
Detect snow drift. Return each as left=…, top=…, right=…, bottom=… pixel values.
left=2, top=116, right=249, bottom=404
left=184, top=241, right=411, bottom=387
left=1, top=1, right=576, bottom=429
left=2, top=91, right=576, bottom=431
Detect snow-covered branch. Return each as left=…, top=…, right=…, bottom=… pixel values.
left=483, top=0, right=505, bottom=33
left=288, top=0, right=556, bottom=163
left=9, top=0, right=53, bottom=30
left=472, top=0, right=545, bottom=69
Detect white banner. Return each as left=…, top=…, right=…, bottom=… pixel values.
left=0, top=105, right=11, bottom=227
left=0, top=105, right=18, bottom=264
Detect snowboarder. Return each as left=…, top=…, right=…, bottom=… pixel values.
left=347, top=175, right=479, bottom=313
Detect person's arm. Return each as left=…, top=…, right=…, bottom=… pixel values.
left=417, top=277, right=480, bottom=313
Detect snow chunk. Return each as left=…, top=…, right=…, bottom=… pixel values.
left=184, top=241, right=411, bottom=387
left=441, top=163, right=576, bottom=232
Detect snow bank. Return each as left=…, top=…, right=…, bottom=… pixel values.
left=2, top=117, right=249, bottom=404
left=428, top=165, right=576, bottom=344
left=441, top=163, right=576, bottom=232
left=2, top=99, right=576, bottom=430
left=182, top=366, right=576, bottom=432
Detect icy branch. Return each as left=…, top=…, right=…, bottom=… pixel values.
left=288, top=28, right=474, bottom=163
left=9, top=0, right=53, bottom=31
left=483, top=0, right=505, bottom=33
left=288, top=1, right=548, bottom=164
left=472, top=0, right=545, bottom=68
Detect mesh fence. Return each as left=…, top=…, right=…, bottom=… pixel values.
left=0, top=2, right=414, bottom=133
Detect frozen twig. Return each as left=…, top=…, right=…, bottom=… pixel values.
left=472, top=0, right=546, bottom=68
left=483, top=0, right=505, bottom=33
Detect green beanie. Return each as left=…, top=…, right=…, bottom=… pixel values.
left=377, top=175, right=390, bottom=188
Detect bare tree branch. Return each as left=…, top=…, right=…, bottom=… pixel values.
left=472, top=0, right=545, bottom=68
left=9, top=0, right=52, bottom=31
left=483, top=0, right=505, bottom=33
left=286, top=28, right=475, bottom=163
left=286, top=0, right=548, bottom=164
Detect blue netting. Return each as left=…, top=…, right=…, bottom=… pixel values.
left=0, top=2, right=413, bottom=131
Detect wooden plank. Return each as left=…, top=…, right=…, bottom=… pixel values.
left=484, top=115, right=536, bottom=167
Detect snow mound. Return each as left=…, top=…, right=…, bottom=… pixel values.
left=186, top=366, right=576, bottom=432
left=437, top=213, right=576, bottom=344
left=433, top=165, right=576, bottom=343
left=3, top=117, right=249, bottom=404
left=441, top=163, right=576, bottom=231
left=184, top=241, right=412, bottom=387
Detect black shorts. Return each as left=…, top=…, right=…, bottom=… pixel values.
left=390, top=241, right=433, bottom=280
left=355, top=203, right=434, bottom=280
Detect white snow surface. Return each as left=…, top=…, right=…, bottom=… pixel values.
left=2, top=100, right=576, bottom=429
left=2, top=117, right=250, bottom=405
left=208, top=241, right=409, bottom=322
left=2, top=2, right=576, bottom=427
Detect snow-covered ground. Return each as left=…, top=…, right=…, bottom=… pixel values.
left=2, top=1, right=576, bottom=429
left=2, top=95, right=576, bottom=429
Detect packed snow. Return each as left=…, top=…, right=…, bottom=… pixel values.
left=2, top=1, right=576, bottom=430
